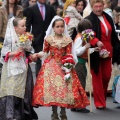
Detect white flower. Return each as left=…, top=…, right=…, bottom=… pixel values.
left=61, top=66, right=71, bottom=73
left=64, top=73, right=71, bottom=81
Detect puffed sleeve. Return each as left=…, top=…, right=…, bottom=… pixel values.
left=43, top=40, right=50, bottom=53
left=66, top=42, right=72, bottom=54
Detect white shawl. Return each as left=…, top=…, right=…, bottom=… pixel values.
left=1, top=17, right=27, bottom=77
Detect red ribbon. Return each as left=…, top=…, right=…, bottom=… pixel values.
left=4, top=52, right=10, bottom=62
left=12, top=52, right=24, bottom=60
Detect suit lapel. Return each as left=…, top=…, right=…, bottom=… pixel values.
left=44, top=4, right=49, bottom=22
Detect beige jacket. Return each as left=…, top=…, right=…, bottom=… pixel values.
left=0, top=5, right=23, bottom=38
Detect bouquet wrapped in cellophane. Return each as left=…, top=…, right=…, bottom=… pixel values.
left=61, top=54, right=75, bottom=82
left=81, top=29, right=95, bottom=43
left=99, top=49, right=110, bottom=58
left=16, top=32, right=34, bottom=52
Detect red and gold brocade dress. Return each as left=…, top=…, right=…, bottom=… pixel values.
left=32, top=35, right=90, bottom=108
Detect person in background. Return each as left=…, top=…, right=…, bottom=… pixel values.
left=23, top=0, right=37, bottom=17
left=76, top=0, right=86, bottom=16
left=63, top=0, right=83, bottom=38
left=58, top=0, right=66, bottom=7
left=20, top=0, right=29, bottom=9
left=71, top=0, right=87, bottom=41
left=48, top=0, right=59, bottom=10
left=112, top=75, right=120, bottom=108
left=118, top=0, right=120, bottom=6
left=26, top=0, right=56, bottom=76
left=0, top=0, right=2, bottom=6
left=110, top=0, right=118, bottom=10
left=56, top=5, right=63, bottom=17
left=83, top=0, right=92, bottom=18
left=6, top=0, right=23, bottom=19
left=28, top=0, right=37, bottom=6
left=113, top=6, right=120, bottom=29
left=0, top=17, right=38, bottom=120
left=103, top=0, right=113, bottom=19
left=85, top=0, right=120, bottom=109
left=0, top=0, right=3, bottom=77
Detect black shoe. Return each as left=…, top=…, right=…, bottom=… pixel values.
left=76, top=108, right=90, bottom=113
left=96, top=106, right=105, bottom=110
left=71, top=108, right=77, bottom=111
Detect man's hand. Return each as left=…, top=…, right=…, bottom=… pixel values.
left=94, top=47, right=101, bottom=52
left=85, top=43, right=91, bottom=49
left=29, top=54, right=37, bottom=62
left=96, top=41, right=104, bottom=48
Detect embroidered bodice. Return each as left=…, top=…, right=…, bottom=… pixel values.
left=43, top=35, right=72, bottom=63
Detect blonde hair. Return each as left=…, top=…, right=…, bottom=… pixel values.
left=90, top=0, right=104, bottom=7
left=103, top=0, right=111, bottom=8
left=63, top=0, right=76, bottom=17
left=104, top=0, right=111, bottom=4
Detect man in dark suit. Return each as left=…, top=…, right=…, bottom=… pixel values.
left=23, top=0, right=37, bottom=17
left=26, top=0, right=56, bottom=76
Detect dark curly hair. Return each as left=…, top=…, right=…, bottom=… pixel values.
left=77, top=19, right=92, bottom=33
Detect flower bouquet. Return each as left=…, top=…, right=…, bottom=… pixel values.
left=99, top=49, right=110, bottom=58
left=0, top=42, right=2, bottom=49
left=61, top=54, right=75, bottom=81
left=81, top=29, right=95, bottom=43
left=16, top=32, right=34, bottom=52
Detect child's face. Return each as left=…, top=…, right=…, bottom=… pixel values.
left=53, top=20, right=65, bottom=35
left=70, top=1, right=76, bottom=7
left=15, top=20, right=26, bottom=35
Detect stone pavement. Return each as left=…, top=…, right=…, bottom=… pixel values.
left=30, top=63, right=120, bottom=120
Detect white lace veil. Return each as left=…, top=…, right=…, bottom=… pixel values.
left=44, top=15, right=69, bottom=39
left=42, top=15, right=78, bottom=63
left=1, top=17, right=27, bottom=77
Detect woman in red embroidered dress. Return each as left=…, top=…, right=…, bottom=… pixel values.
left=32, top=15, right=90, bottom=120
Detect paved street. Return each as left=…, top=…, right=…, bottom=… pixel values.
left=34, top=98, right=120, bottom=120
left=30, top=63, right=120, bottom=120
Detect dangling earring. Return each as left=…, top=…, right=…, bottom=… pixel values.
left=62, top=33, right=64, bottom=36
left=52, top=30, right=55, bottom=36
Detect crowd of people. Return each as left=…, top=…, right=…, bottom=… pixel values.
left=0, top=0, right=120, bottom=120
